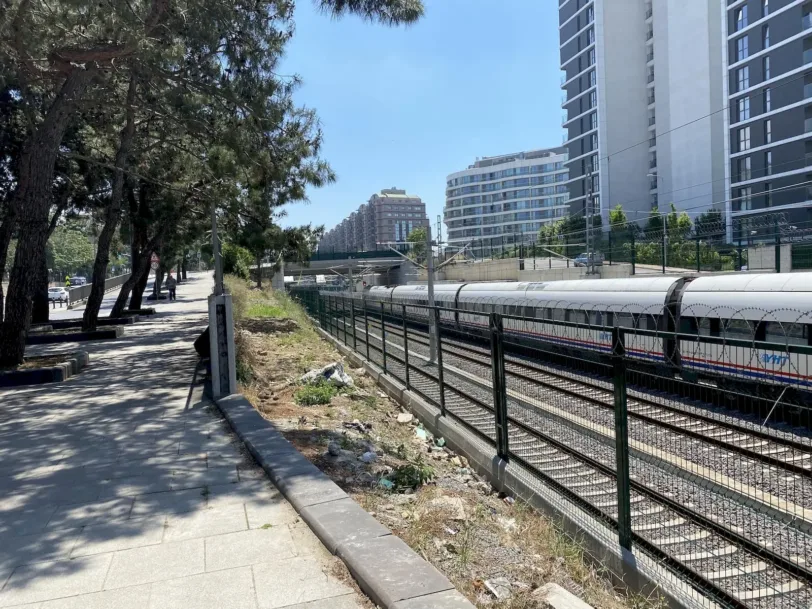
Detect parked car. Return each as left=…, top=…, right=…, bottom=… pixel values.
left=48, top=287, right=69, bottom=302
left=69, top=276, right=87, bottom=286
left=573, top=252, right=604, bottom=267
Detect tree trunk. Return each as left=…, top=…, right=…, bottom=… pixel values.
left=181, top=253, right=188, bottom=281
left=0, top=208, right=17, bottom=324
left=130, top=262, right=150, bottom=309
left=0, top=67, right=96, bottom=367
left=83, top=76, right=137, bottom=332
left=31, top=255, right=50, bottom=325
left=256, top=253, right=262, bottom=288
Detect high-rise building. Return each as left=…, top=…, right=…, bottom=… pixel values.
left=318, top=188, right=428, bottom=252
left=559, top=1, right=726, bottom=229
left=444, top=148, right=569, bottom=253
left=724, top=0, right=812, bottom=238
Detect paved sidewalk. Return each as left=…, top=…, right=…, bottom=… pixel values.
left=0, top=273, right=365, bottom=608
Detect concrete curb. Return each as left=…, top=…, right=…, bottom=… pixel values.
left=25, top=326, right=124, bottom=345
left=317, top=326, right=705, bottom=609
left=0, top=350, right=90, bottom=387
left=214, top=393, right=476, bottom=609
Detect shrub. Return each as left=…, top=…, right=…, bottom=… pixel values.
left=222, top=242, right=253, bottom=279
left=386, top=458, right=435, bottom=491
left=294, top=381, right=338, bottom=405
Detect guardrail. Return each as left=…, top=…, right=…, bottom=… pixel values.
left=66, top=274, right=129, bottom=307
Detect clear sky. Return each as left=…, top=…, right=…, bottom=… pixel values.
left=279, top=0, right=563, bottom=242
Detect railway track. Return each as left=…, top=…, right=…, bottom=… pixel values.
left=328, top=313, right=812, bottom=608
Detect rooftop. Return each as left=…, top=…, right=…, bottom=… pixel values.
left=468, top=146, right=568, bottom=169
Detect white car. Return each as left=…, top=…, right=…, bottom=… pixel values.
left=48, top=287, right=69, bottom=302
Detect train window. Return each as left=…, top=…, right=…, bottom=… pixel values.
left=552, top=308, right=566, bottom=322
left=765, top=322, right=808, bottom=346
left=524, top=307, right=536, bottom=319
left=723, top=319, right=755, bottom=340
left=572, top=311, right=588, bottom=325
left=679, top=317, right=699, bottom=334
left=699, top=318, right=721, bottom=336
left=592, top=311, right=604, bottom=327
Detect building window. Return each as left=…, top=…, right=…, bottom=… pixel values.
left=589, top=91, right=597, bottom=108
left=590, top=112, right=598, bottom=130
left=765, top=119, right=772, bottom=143
left=736, top=5, right=748, bottom=31
left=588, top=70, right=596, bottom=87
left=736, top=36, right=749, bottom=61
left=739, top=126, right=751, bottom=151
left=764, top=87, right=772, bottom=111
left=762, top=25, right=770, bottom=48
left=590, top=133, right=598, bottom=151
left=765, top=152, right=772, bottom=176
left=763, top=0, right=769, bottom=17
left=586, top=6, right=594, bottom=23
left=587, top=49, right=596, bottom=66
left=764, top=182, right=772, bottom=207
left=738, top=156, right=751, bottom=181
left=763, top=56, right=770, bottom=79
left=737, top=187, right=752, bottom=211
left=587, top=28, right=595, bottom=44
left=737, top=97, right=750, bottom=121
left=737, top=67, right=750, bottom=91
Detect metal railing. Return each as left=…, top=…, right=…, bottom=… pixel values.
left=290, top=288, right=812, bottom=609
left=66, top=274, right=129, bottom=306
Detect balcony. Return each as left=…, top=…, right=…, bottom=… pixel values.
left=650, top=180, right=658, bottom=190
left=804, top=13, right=812, bottom=30
left=649, top=159, right=657, bottom=169
left=648, top=93, right=656, bottom=105
left=561, top=114, right=568, bottom=126
left=648, top=116, right=656, bottom=126
left=806, top=83, right=812, bottom=99
left=806, top=117, right=812, bottom=133
left=646, top=30, right=654, bottom=41
left=645, top=7, right=653, bottom=19
left=805, top=48, right=812, bottom=64
left=646, top=52, right=654, bottom=63
left=649, top=137, right=657, bottom=148
left=647, top=72, right=655, bottom=83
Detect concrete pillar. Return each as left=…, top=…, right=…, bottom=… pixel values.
left=208, top=293, right=237, bottom=398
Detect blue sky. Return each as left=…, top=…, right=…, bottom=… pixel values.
left=279, top=0, right=563, bottom=241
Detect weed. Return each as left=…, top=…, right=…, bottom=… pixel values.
left=386, top=457, right=435, bottom=491
left=260, top=523, right=273, bottom=529
left=236, top=358, right=253, bottom=383
left=294, top=381, right=338, bottom=405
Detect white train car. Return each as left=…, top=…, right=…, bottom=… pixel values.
left=390, top=284, right=466, bottom=323
left=678, top=274, right=812, bottom=389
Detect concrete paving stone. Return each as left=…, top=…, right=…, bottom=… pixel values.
left=337, top=536, right=453, bottom=608
left=103, top=538, right=204, bottom=589
left=252, top=557, right=353, bottom=609
left=38, top=584, right=152, bottom=609
left=46, top=498, right=134, bottom=530
left=129, top=488, right=207, bottom=519
left=300, top=498, right=390, bottom=554
left=390, top=590, right=477, bottom=609
left=288, top=522, right=331, bottom=561
left=0, top=528, right=82, bottom=571
left=204, top=480, right=279, bottom=508
left=245, top=496, right=300, bottom=529
left=163, top=505, right=246, bottom=542
left=204, top=527, right=297, bottom=572
left=0, top=554, right=113, bottom=607
left=147, top=566, right=256, bottom=609
left=70, top=518, right=166, bottom=557
left=280, top=595, right=364, bottom=609
left=237, top=465, right=268, bottom=481
left=0, top=505, right=59, bottom=537
left=169, top=467, right=239, bottom=491
left=97, top=477, right=174, bottom=499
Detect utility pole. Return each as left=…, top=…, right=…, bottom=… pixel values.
left=586, top=163, right=594, bottom=274
left=426, top=224, right=438, bottom=364
left=211, top=199, right=224, bottom=296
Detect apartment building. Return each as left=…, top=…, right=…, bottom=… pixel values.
left=443, top=148, right=569, bottom=253
left=559, top=0, right=725, bottom=228
left=318, top=188, right=428, bottom=252
left=725, top=0, right=812, bottom=238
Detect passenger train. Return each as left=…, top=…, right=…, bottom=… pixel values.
left=359, top=274, right=812, bottom=394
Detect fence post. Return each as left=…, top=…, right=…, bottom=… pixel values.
left=738, top=247, right=743, bottom=272
left=612, top=328, right=632, bottom=551
left=434, top=306, right=446, bottom=416
left=342, top=296, right=349, bottom=345
left=490, top=313, right=510, bottom=460
left=317, top=294, right=322, bottom=328
left=696, top=238, right=701, bottom=273
left=608, top=231, right=613, bottom=266
left=350, top=297, right=357, bottom=351
left=402, top=304, right=410, bottom=390
left=364, top=297, right=370, bottom=361
left=565, top=236, right=569, bottom=267
left=380, top=302, right=387, bottom=373
left=630, top=231, right=636, bottom=275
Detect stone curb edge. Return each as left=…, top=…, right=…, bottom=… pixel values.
left=214, top=393, right=477, bottom=609
left=316, top=325, right=705, bottom=609
left=0, top=350, right=90, bottom=388
left=25, top=325, right=124, bottom=345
